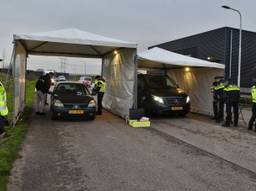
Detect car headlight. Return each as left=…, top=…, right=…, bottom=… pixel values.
left=54, top=100, right=64, bottom=107
left=153, top=95, right=164, bottom=104
left=186, top=96, right=190, bottom=103
left=88, top=100, right=96, bottom=107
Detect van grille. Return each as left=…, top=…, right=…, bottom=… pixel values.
left=164, top=97, right=186, bottom=106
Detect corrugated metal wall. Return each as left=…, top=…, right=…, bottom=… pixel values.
left=151, top=27, right=256, bottom=88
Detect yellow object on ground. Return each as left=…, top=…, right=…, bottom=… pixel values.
left=128, top=120, right=150, bottom=128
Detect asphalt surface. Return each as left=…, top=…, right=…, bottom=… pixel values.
left=8, top=110, right=256, bottom=191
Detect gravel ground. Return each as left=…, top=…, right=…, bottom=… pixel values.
left=7, top=111, right=256, bottom=191
left=151, top=111, right=256, bottom=174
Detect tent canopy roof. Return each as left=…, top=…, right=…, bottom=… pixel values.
left=14, top=28, right=137, bottom=58
left=137, top=47, right=225, bottom=69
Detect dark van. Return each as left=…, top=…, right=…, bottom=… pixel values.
left=138, top=74, right=190, bottom=116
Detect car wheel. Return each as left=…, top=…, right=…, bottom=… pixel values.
left=51, top=112, right=58, bottom=120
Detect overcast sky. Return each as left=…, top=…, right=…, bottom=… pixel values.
left=0, top=0, right=255, bottom=74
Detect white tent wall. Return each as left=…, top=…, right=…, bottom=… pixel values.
left=167, top=68, right=224, bottom=115
left=13, top=41, right=27, bottom=122
left=102, top=48, right=136, bottom=118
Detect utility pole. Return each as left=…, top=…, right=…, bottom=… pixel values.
left=84, top=62, right=87, bottom=75
left=2, top=50, right=6, bottom=69
left=60, top=57, right=67, bottom=73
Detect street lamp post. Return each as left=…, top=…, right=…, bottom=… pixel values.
left=222, top=5, right=242, bottom=87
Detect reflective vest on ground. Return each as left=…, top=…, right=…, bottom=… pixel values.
left=0, top=82, right=8, bottom=116
left=251, top=85, right=256, bottom=103
left=96, top=80, right=106, bottom=93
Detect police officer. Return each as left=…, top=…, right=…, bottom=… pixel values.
left=94, top=76, right=106, bottom=115
left=222, top=79, right=240, bottom=127
left=211, top=80, right=218, bottom=120
left=0, top=81, right=8, bottom=138
left=248, top=79, right=256, bottom=131
left=211, top=76, right=225, bottom=122
left=215, top=77, right=225, bottom=123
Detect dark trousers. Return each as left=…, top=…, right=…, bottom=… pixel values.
left=97, top=92, right=104, bottom=115
left=217, top=100, right=224, bottom=121
left=213, top=100, right=218, bottom=118
left=248, top=103, right=256, bottom=129
left=225, top=101, right=239, bottom=126
left=0, top=116, right=6, bottom=134
left=213, top=100, right=224, bottom=120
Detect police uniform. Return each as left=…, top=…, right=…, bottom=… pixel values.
left=215, top=82, right=225, bottom=122
left=94, top=78, right=106, bottom=115
left=211, top=82, right=218, bottom=120
left=0, top=82, right=8, bottom=136
left=223, top=83, right=240, bottom=127
left=248, top=85, right=256, bottom=130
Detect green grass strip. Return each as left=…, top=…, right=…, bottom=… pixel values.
left=0, top=80, right=35, bottom=191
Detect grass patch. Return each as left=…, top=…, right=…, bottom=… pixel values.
left=0, top=76, right=35, bottom=191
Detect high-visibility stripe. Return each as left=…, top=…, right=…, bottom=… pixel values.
left=252, top=86, right=256, bottom=103
left=224, top=85, right=240, bottom=91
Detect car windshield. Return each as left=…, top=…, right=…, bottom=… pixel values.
left=146, top=75, right=177, bottom=89
left=55, top=83, right=89, bottom=96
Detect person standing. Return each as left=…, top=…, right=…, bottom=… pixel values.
left=35, top=75, right=47, bottom=115
left=43, top=72, right=54, bottom=105
left=211, top=76, right=225, bottom=122
left=215, top=78, right=225, bottom=123
left=222, top=79, right=240, bottom=127
left=0, top=81, right=8, bottom=138
left=211, top=80, right=218, bottom=120
left=248, top=79, right=256, bottom=131
left=93, top=76, right=106, bottom=115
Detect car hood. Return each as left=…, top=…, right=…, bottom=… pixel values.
left=53, top=94, right=93, bottom=104
left=150, top=88, right=187, bottom=97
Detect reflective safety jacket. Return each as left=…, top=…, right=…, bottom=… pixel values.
left=224, top=84, right=240, bottom=103
left=212, top=82, right=225, bottom=101
left=95, top=79, right=106, bottom=93
left=0, top=82, right=8, bottom=116
left=251, top=85, right=256, bottom=103
left=216, top=82, right=225, bottom=90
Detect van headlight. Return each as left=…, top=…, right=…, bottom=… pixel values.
left=54, top=100, right=64, bottom=107
left=88, top=100, right=96, bottom=107
left=186, top=96, right=190, bottom=103
left=153, top=95, right=164, bottom=104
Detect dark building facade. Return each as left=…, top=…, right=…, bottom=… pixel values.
left=151, top=27, right=256, bottom=88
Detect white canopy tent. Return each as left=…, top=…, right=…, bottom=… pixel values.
left=137, top=47, right=225, bottom=115
left=12, top=28, right=137, bottom=124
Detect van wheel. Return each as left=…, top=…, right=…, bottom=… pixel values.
left=89, top=114, right=96, bottom=120
left=51, top=112, right=58, bottom=120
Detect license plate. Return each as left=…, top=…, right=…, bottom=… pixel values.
left=68, top=110, right=84, bottom=114
left=171, top=106, right=183, bottom=111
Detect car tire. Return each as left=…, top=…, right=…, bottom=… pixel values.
left=51, top=112, right=58, bottom=120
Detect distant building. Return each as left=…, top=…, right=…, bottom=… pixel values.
left=150, top=27, right=256, bottom=88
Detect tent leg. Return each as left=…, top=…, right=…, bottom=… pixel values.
left=133, top=56, right=138, bottom=109
left=11, top=43, right=17, bottom=127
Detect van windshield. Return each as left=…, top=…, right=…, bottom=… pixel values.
left=146, top=75, right=177, bottom=89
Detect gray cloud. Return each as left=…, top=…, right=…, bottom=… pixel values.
left=0, top=0, right=255, bottom=74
